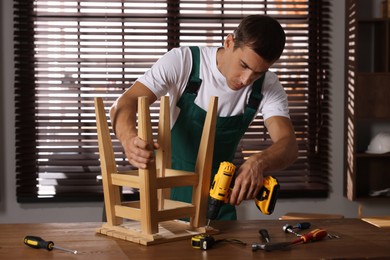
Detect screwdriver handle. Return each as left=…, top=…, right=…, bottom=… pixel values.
left=24, top=236, right=54, bottom=251
left=294, top=222, right=311, bottom=230
left=291, top=228, right=328, bottom=244
left=259, top=229, right=270, bottom=243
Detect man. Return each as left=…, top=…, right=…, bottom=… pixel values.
left=110, top=15, right=298, bottom=220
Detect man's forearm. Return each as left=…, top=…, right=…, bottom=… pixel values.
left=110, top=82, right=158, bottom=143
left=110, top=95, right=138, bottom=143
left=251, top=135, right=298, bottom=173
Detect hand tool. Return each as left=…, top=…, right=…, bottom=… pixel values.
left=252, top=228, right=328, bottom=252
left=206, top=161, right=279, bottom=227
left=283, top=224, right=301, bottom=237
left=283, top=222, right=311, bottom=237
left=251, top=241, right=291, bottom=252
left=259, top=229, right=270, bottom=243
left=292, top=222, right=311, bottom=231
left=24, top=236, right=78, bottom=254
left=290, top=228, right=328, bottom=244
left=283, top=224, right=304, bottom=237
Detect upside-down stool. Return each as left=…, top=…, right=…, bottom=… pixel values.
left=94, top=95, right=218, bottom=245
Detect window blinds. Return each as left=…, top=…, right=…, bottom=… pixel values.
left=14, top=0, right=330, bottom=202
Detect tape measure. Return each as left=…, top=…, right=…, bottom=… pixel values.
left=191, top=234, right=215, bottom=250
left=191, top=234, right=246, bottom=250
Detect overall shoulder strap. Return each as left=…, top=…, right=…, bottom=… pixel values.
left=247, top=74, right=265, bottom=109
left=240, top=75, right=265, bottom=135
left=184, top=46, right=202, bottom=94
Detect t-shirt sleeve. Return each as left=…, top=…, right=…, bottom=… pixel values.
left=259, top=73, right=290, bottom=121
left=136, top=47, right=191, bottom=99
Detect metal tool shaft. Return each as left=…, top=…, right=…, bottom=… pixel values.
left=283, top=224, right=301, bottom=237
left=53, top=245, right=78, bottom=254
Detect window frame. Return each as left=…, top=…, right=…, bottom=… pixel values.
left=14, top=0, right=330, bottom=203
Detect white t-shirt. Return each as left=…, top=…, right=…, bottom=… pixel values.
left=137, top=46, right=289, bottom=126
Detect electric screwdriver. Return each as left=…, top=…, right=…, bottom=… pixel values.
left=206, top=161, right=279, bottom=226
left=206, top=161, right=236, bottom=223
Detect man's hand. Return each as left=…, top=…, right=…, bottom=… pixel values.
left=228, top=116, right=298, bottom=206
left=229, top=157, right=265, bottom=205
left=122, top=134, right=159, bottom=169
left=110, top=81, right=159, bottom=169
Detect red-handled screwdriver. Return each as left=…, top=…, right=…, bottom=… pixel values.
left=290, top=228, right=328, bottom=244
left=24, top=236, right=78, bottom=254
left=252, top=228, right=328, bottom=252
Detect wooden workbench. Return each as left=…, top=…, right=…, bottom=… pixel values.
left=0, top=219, right=389, bottom=259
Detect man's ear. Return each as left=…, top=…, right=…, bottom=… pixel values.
left=224, top=34, right=235, bottom=49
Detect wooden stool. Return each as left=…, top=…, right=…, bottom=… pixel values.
left=94, top=96, right=218, bottom=245
left=279, top=212, right=344, bottom=220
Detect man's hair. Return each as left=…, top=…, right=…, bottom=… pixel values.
left=233, top=15, right=286, bottom=62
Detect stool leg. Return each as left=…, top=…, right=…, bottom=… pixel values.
left=156, top=96, right=171, bottom=210
left=94, top=97, right=123, bottom=226
left=138, top=96, right=159, bottom=234
left=191, top=96, right=218, bottom=228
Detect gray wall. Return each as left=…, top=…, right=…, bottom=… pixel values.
left=1, top=0, right=389, bottom=224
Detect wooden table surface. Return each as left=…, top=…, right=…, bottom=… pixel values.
left=0, top=219, right=389, bottom=259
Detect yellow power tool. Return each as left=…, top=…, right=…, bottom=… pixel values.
left=206, top=161, right=280, bottom=225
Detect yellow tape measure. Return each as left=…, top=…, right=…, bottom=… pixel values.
left=191, top=234, right=215, bottom=250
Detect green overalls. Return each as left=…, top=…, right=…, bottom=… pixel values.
left=170, top=46, right=264, bottom=220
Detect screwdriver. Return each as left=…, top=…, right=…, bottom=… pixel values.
left=292, top=222, right=311, bottom=230
left=24, top=236, right=78, bottom=254
left=283, top=222, right=311, bottom=237
left=252, top=228, right=328, bottom=252
left=290, top=228, right=328, bottom=244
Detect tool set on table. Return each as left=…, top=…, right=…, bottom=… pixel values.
left=191, top=221, right=340, bottom=251
left=252, top=227, right=330, bottom=252
left=191, top=161, right=340, bottom=252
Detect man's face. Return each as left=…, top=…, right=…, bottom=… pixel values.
left=220, top=35, right=272, bottom=91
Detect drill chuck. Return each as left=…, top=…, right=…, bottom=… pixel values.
left=206, top=198, right=223, bottom=220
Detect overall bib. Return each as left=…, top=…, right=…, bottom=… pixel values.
left=170, top=47, right=264, bottom=220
